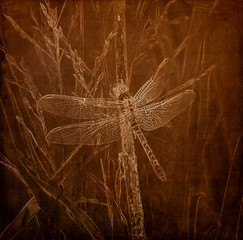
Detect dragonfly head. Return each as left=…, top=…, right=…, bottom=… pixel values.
left=112, top=82, right=129, bottom=99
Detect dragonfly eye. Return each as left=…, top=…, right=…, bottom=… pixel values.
left=112, top=83, right=129, bottom=98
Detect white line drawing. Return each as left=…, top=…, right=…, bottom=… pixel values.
left=38, top=58, right=196, bottom=182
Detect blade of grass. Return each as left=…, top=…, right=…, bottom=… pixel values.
left=214, top=135, right=241, bottom=240
left=235, top=195, right=243, bottom=240
left=100, top=158, right=114, bottom=233
left=0, top=98, right=17, bottom=148
left=16, top=116, right=54, bottom=178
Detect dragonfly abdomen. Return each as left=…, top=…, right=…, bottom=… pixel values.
left=129, top=115, right=167, bottom=182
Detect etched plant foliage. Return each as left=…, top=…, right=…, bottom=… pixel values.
left=0, top=1, right=242, bottom=240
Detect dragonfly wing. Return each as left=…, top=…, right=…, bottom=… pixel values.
left=137, top=90, right=196, bottom=131
left=38, top=94, right=121, bottom=119
left=46, top=117, right=121, bottom=145
left=134, top=58, right=170, bottom=107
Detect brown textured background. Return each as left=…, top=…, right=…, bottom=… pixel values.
left=0, top=0, right=242, bottom=239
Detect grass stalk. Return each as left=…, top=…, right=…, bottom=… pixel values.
left=214, top=136, right=241, bottom=240
left=235, top=195, right=243, bottom=240
left=114, top=1, right=146, bottom=239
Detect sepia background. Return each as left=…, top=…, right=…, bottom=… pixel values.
left=0, top=0, right=242, bottom=239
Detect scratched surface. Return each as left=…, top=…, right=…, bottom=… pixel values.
left=0, top=0, right=242, bottom=239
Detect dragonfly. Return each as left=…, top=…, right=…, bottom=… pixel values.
left=37, top=58, right=196, bottom=182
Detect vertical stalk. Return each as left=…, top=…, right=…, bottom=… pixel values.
left=114, top=0, right=128, bottom=85
left=114, top=1, right=146, bottom=239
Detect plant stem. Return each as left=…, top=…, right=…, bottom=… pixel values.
left=114, top=1, right=146, bottom=239
left=114, top=0, right=128, bottom=85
